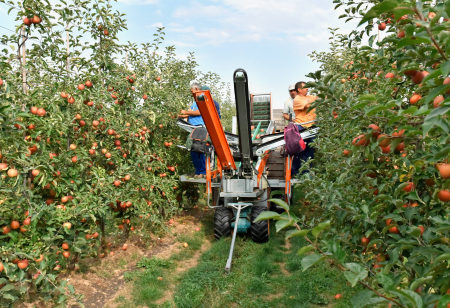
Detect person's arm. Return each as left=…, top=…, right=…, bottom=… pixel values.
left=283, top=100, right=292, bottom=120
left=180, top=109, right=201, bottom=116
left=293, top=96, right=309, bottom=111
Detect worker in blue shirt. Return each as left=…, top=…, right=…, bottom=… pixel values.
left=180, top=83, right=221, bottom=178
left=180, top=82, right=221, bottom=179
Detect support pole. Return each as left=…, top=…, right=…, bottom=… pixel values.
left=21, top=25, right=27, bottom=95
left=232, top=116, right=237, bottom=134
left=225, top=205, right=242, bottom=272
left=285, top=155, right=292, bottom=206
left=206, top=154, right=213, bottom=208
left=66, top=23, right=70, bottom=76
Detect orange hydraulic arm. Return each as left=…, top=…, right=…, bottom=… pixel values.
left=194, top=90, right=237, bottom=171
left=285, top=156, right=293, bottom=205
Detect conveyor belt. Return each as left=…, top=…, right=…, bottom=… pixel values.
left=176, top=118, right=239, bottom=146
left=233, top=69, right=253, bottom=174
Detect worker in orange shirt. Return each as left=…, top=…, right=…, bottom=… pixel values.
left=292, top=81, right=318, bottom=175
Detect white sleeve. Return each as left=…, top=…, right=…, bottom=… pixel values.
left=282, top=99, right=290, bottom=114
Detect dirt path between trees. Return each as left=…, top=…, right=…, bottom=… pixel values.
left=79, top=209, right=209, bottom=308
left=18, top=207, right=211, bottom=308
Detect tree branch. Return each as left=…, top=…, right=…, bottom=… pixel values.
left=414, top=8, right=448, bottom=61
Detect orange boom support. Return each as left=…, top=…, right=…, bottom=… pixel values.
left=194, top=90, right=237, bottom=171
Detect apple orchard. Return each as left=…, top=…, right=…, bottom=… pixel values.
left=3, top=0, right=450, bottom=307
left=0, top=0, right=234, bottom=304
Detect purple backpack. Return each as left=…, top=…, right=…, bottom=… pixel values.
left=284, top=123, right=306, bottom=155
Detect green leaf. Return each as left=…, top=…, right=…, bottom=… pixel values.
left=311, top=221, right=330, bottom=238
left=344, top=263, right=368, bottom=287
left=285, top=229, right=309, bottom=239
left=409, top=276, right=432, bottom=291
left=413, top=104, right=429, bottom=116
left=424, top=84, right=450, bottom=104
left=425, top=106, right=450, bottom=120
left=402, top=106, right=418, bottom=115
left=437, top=294, right=450, bottom=308
left=358, top=1, right=403, bottom=26
left=35, top=275, right=44, bottom=285
left=301, top=254, right=325, bottom=271
left=423, top=116, right=440, bottom=135
left=395, top=183, right=410, bottom=196
left=89, top=214, right=96, bottom=222
left=2, top=293, right=17, bottom=301
left=297, top=245, right=315, bottom=256
left=397, top=37, right=432, bottom=48
left=390, top=289, right=423, bottom=308
left=366, top=105, right=387, bottom=116
left=400, top=244, right=416, bottom=251
left=276, top=219, right=294, bottom=232
left=423, top=68, right=442, bottom=84
left=358, top=94, right=377, bottom=101
left=253, top=211, right=281, bottom=222
left=68, top=284, right=75, bottom=294
left=377, top=272, right=394, bottom=290
left=352, top=101, right=370, bottom=110
left=382, top=224, right=397, bottom=234
left=351, top=290, right=378, bottom=308
left=323, top=73, right=333, bottom=84
left=58, top=294, right=67, bottom=304
left=441, top=60, right=450, bottom=77
left=330, top=241, right=346, bottom=263
left=1, top=284, right=15, bottom=292
left=446, top=1, right=450, bottom=20
left=433, top=146, right=450, bottom=160
left=409, top=227, right=421, bottom=238
left=436, top=226, right=450, bottom=232
left=434, top=253, right=450, bottom=263
left=268, top=198, right=289, bottom=212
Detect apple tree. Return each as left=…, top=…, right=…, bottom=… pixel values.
left=258, top=1, right=450, bottom=307
left=0, top=0, right=225, bottom=305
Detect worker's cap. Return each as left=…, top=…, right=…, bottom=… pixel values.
left=201, top=86, right=211, bottom=91
left=288, top=83, right=295, bottom=91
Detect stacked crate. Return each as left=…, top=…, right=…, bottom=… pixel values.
left=272, top=108, right=285, bottom=133
left=251, top=94, right=271, bottom=131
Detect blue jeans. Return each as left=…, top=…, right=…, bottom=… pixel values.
left=191, top=152, right=206, bottom=175
left=292, top=125, right=315, bottom=176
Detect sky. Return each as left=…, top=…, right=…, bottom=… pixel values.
left=0, top=0, right=371, bottom=109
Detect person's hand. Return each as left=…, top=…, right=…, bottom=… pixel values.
left=180, top=110, right=187, bottom=115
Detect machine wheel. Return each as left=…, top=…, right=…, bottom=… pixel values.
left=270, top=194, right=285, bottom=214
left=250, top=207, right=269, bottom=243
left=214, top=207, right=232, bottom=240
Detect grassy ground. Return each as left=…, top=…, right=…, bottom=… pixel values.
left=113, top=200, right=361, bottom=308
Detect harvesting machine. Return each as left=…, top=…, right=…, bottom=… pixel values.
left=177, top=69, right=318, bottom=271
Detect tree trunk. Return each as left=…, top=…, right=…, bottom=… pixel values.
left=98, top=217, right=106, bottom=258
left=123, top=223, right=129, bottom=241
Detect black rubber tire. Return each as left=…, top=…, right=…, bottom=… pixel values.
left=271, top=194, right=284, bottom=214
left=250, top=207, right=269, bottom=243
left=214, top=207, right=232, bottom=240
